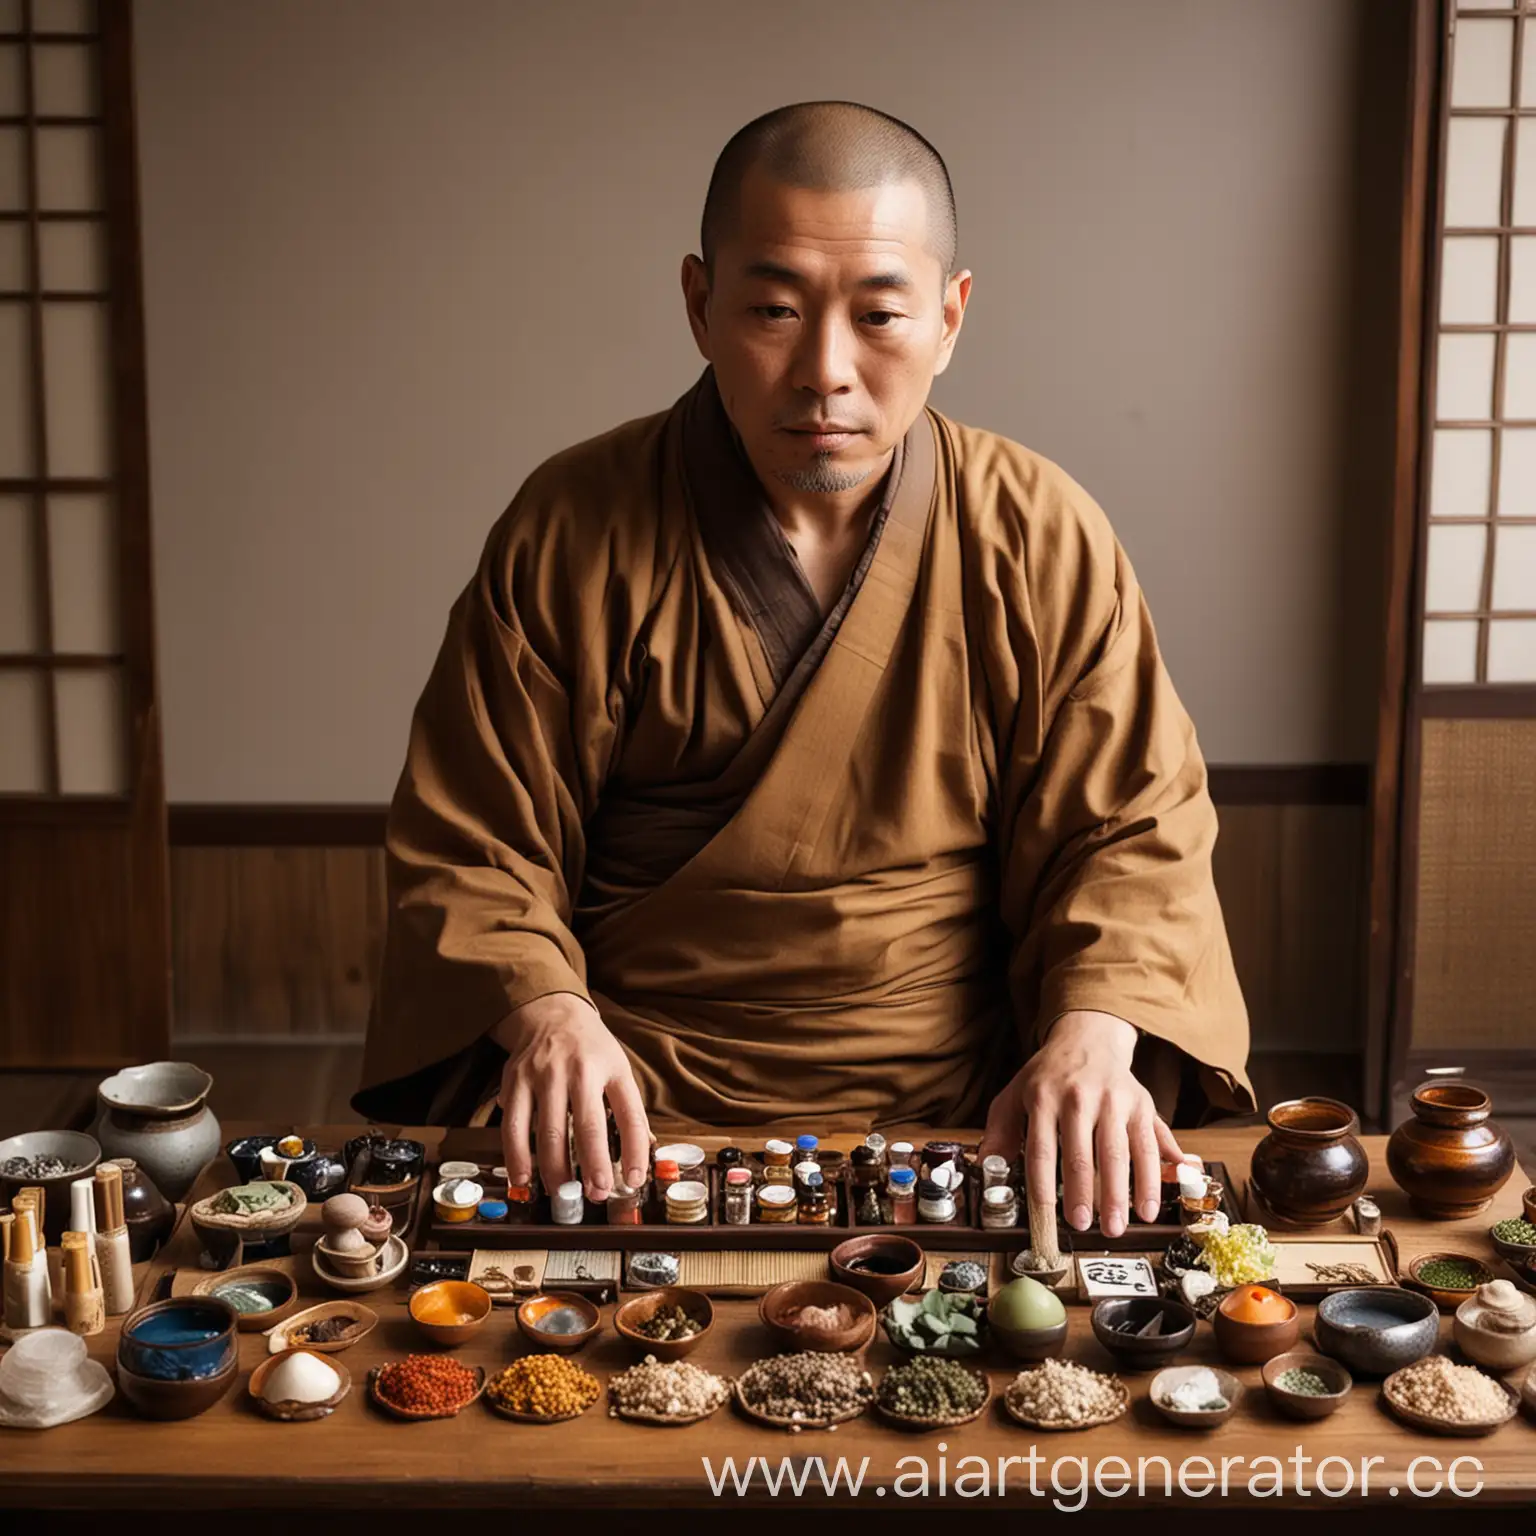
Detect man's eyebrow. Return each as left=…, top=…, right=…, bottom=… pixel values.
left=743, top=260, right=914, bottom=292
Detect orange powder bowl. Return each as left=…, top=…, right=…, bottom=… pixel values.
left=1213, top=1284, right=1299, bottom=1365
left=408, top=1280, right=492, bottom=1347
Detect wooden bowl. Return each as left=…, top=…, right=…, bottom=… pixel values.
left=1001, top=1372, right=1129, bottom=1431
left=829, top=1235, right=925, bottom=1307
left=367, top=1363, right=485, bottom=1420
left=1149, top=1365, right=1242, bottom=1428
left=116, top=1353, right=238, bottom=1421
left=1091, top=1297, right=1196, bottom=1372
left=1382, top=1357, right=1519, bottom=1436
left=990, top=1317, right=1068, bottom=1363
left=1404, top=1251, right=1497, bottom=1311
left=408, top=1280, right=492, bottom=1347
left=733, top=1363, right=873, bottom=1431
left=517, top=1291, right=601, bottom=1353
left=248, top=1348, right=351, bottom=1421
left=1261, top=1350, right=1353, bottom=1420
left=192, top=1265, right=299, bottom=1333
left=1212, top=1288, right=1300, bottom=1365
left=311, top=1233, right=409, bottom=1294
left=759, top=1281, right=877, bottom=1354
left=485, top=1395, right=596, bottom=1424
left=264, top=1300, right=378, bottom=1355
left=874, top=1364, right=992, bottom=1430
left=613, top=1286, right=714, bottom=1361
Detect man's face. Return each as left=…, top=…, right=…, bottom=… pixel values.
left=683, top=168, right=970, bottom=497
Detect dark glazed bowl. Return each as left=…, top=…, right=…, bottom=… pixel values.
left=117, top=1353, right=238, bottom=1421
left=119, top=1297, right=239, bottom=1382
left=0, top=1130, right=102, bottom=1245
left=829, top=1235, right=925, bottom=1307
left=991, top=1317, right=1069, bottom=1362
left=1313, top=1286, right=1439, bottom=1377
left=1091, top=1297, right=1197, bottom=1371
left=1249, top=1097, right=1369, bottom=1224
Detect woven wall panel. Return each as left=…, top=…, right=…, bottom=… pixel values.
left=1413, top=718, right=1536, bottom=1050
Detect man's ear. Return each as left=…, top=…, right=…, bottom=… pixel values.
left=681, top=254, right=712, bottom=360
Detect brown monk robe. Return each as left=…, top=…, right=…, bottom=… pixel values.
left=354, top=365, right=1255, bottom=1128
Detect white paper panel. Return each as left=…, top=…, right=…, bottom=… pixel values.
left=1491, top=524, right=1536, bottom=610
left=0, top=495, right=36, bottom=653
left=1437, top=332, right=1497, bottom=419
left=42, top=301, right=111, bottom=476
left=1422, top=619, right=1480, bottom=684
left=0, top=302, right=33, bottom=476
left=1426, top=522, right=1488, bottom=612
left=0, top=670, right=47, bottom=792
left=1509, top=237, right=1536, bottom=322
left=0, top=221, right=27, bottom=290
left=1525, top=16, right=1536, bottom=106
left=54, top=665, right=123, bottom=795
left=1504, top=331, right=1536, bottom=418
left=1441, top=236, right=1500, bottom=323
left=1487, top=617, right=1536, bottom=679
left=1498, top=427, right=1536, bottom=516
left=32, top=43, right=97, bottom=116
left=1446, top=118, right=1507, bottom=227
left=35, top=126, right=100, bottom=211
left=1514, top=119, right=1536, bottom=227
left=0, top=45, right=23, bottom=117
left=31, top=0, right=95, bottom=32
left=39, top=219, right=104, bottom=291
left=1452, top=19, right=1515, bottom=107
left=0, top=127, right=26, bottom=211
left=1430, top=428, right=1493, bottom=518
left=48, top=493, right=116, bottom=653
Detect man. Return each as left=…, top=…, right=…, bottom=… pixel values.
left=356, top=101, right=1254, bottom=1240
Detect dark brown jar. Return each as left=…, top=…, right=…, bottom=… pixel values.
left=1249, top=1097, right=1370, bottom=1224
left=1387, top=1080, right=1516, bottom=1219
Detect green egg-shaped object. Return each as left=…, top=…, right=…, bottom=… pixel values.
left=990, top=1275, right=1066, bottom=1333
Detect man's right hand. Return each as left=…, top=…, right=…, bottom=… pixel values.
left=491, top=992, right=651, bottom=1203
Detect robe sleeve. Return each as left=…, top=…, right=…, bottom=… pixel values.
left=993, top=461, right=1255, bottom=1116
left=354, top=472, right=623, bottom=1119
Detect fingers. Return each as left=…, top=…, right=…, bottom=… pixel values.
left=570, top=1074, right=613, bottom=1203
left=1024, top=1099, right=1058, bottom=1230
left=1095, top=1109, right=1130, bottom=1238
left=500, top=1071, right=534, bottom=1189
left=1130, top=1107, right=1162, bottom=1224
left=1059, top=1095, right=1095, bottom=1232
left=606, top=1070, right=652, bottom=1192
left=977, top=1072, right=1025, bottom=1168
left=536, top=1076, right=573, bottom=1195
left=1155, top=1116, right=1196, bottom=1173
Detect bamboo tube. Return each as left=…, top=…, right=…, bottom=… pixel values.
left=0, top=1211, right=11, bottom=1264
left=61, top=1230, right=104, bottom=1336
left=3, top=1207, right=50, bottom=1331
left=93, top=1164, right=134, bottom=1317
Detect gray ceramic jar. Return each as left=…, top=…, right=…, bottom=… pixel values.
left=92, top=1061, right=221, bottom=1202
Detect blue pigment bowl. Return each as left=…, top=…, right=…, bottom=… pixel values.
left=119, top=1297, right=238, bottom=1382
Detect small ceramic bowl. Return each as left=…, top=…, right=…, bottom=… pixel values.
left=1489, top=1222, right=1536, bottom=1266
left=517, top=1291, right=602, bottom=1352
left=192, top=1264, right=299, bottom=1332
left=225, top=1134, right=316, bottom=1183
left=117, top=1353, right=238, bottom=1421
left=1453, top=1290, right=1536, bottom=1372
left=1091, top=1297, right=1197, bottom=1372
left=1213, top=1288, right=1300, bottom=1365
left=1261, top=1350, right=1353, bottom=1420
left=408, top=1280, right=492, bottom=1347
left=990, top=1317, right=1068, bottom=1363
left=1314, top=1286, right=1439, bottom=1377
left=1149, top=1365, right=1242, bottom=1428
left=189, top=1180, right=308, bottom=1266
left=1405, top=1252, right=1497, bottom=1311
left=829, top=1235, right=925, bottom=1307
left=119, top=1297, right=239, bottom=1382
left=311, top=1232, right=410, bottom=1294
left=760, top=1281, right=878, bottom=1354
left=0, top=1130, right=102, bottom=1245
left=248, top=1347, right=352, bottom=1422
left=613, top=1286, right=714, bottom=1361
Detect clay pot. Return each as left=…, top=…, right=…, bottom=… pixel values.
left=92, top=1062, right=221, bottom=1202
left=1386, top=1081, right=1515, bottom=1220
left=108, top=1158, right=176, bottom=1262
left=1249, top=1097, right=1370, bottom=1224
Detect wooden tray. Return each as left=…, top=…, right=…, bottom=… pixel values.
left=425, top=1155, right=1239, bottom=1254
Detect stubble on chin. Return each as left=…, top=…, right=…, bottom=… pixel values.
left=771, top=454, right=874, bottom=495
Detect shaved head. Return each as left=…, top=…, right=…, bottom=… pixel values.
left=701, top=101, right=957, bottom=281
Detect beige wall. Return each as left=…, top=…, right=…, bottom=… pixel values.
left=135, top=0, right=1399, bottom=803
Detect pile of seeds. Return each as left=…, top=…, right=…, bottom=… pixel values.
left=373, top=1354, right=481, bottom=1415
left=1274, top=1367, right=1333, bottom=1397
left=1, top=1153, right=81, bottom=1180
left=608, top=1356, right=730, bottom=1420
left=1005, top=1359, right=1125, bottom=1424
left=1491, top=1217, right=1536, bottom=1247
left=1415, top=1257, right=1492, bottom=1291
left=877, top=1356, right=987, bottom=1419
left=736, top=1352, right=873, bottom=1426
left=631, top=1304, right=703, bottom=1342
left=1389, top=1355, right=1512, bottom=1425
left=487, top=1355, right=600, bottom=1418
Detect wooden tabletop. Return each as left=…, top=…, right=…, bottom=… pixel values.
left=5, top=1124, right=1533, bottom=1510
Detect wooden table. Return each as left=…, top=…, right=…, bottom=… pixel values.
left=4, top=1125, right=1533, bottom=1511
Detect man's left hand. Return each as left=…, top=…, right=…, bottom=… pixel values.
left=977, top=1009, right=1196, bottom=1239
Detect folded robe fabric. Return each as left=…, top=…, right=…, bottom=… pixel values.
left=356, top=368, right=1255, bottom=1128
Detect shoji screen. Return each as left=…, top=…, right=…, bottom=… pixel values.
left=0, top=0, right=168, bottom=1065
left=1395, top=0, right=1536, bottom=1117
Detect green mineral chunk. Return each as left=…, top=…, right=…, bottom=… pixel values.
left=210, top=1181, right=293, bottom=1216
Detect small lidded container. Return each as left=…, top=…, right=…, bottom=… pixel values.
left=723, top=1167, right=753, bottom=1225
left=885, top=1165, right=918, bottom=1225
left=551, top=1181, right=584, bottom=1226
left=917, top=1177, right=957, bottom=1224
left=864, top=1132, right=887, bottom=1169
left=888, top=1141, right=915, bottom=1170
left=756, top=1184, right=797, bottom=1224
left=505, top=1184, right=538, bottom=1225
left=477, top=1198, right=509, bottom=1224
left=665, top=1180, right=709, bottom=1225
left=654, top=1143, right=706, bottom=1183
left=981, top=1154, right=1011, bottom=1189
left=762, top=1139, right=795, bottom=1185
left=716, top=1146, right=745, bottom=1173
left=606, top=1178, right=643, bottom=1226
left=980, top=1184, right=1018, bottom=1228
left=797, top=1170, right=830, bottom=1226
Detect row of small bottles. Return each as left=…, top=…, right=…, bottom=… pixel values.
left=2, top=1164, right=136, bottom=1337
